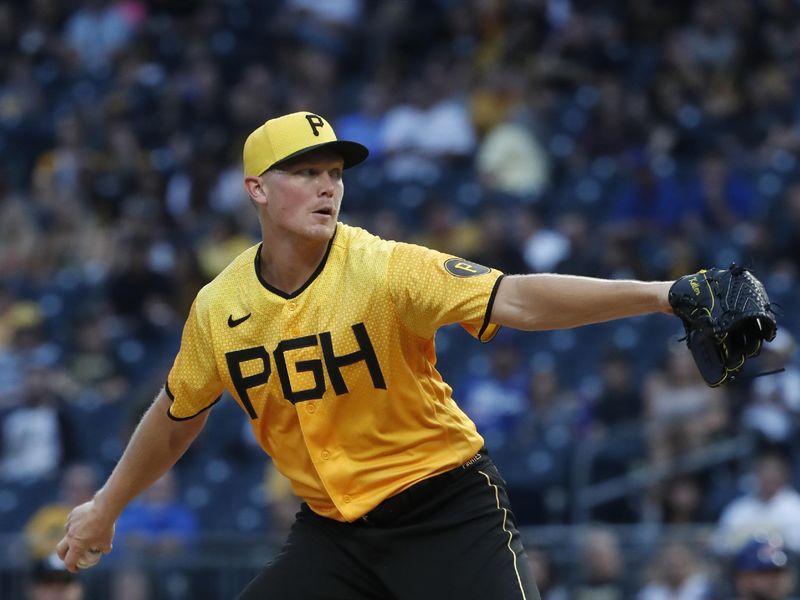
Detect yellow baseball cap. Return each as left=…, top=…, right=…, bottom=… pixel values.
left=243, top=111, right=369, bottom=177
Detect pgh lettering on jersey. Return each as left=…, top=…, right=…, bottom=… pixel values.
left=224, top=321, right=386, bottom=415
left=166, top=224, right=504, bottom=522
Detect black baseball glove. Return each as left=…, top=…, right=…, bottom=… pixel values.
left=668, top=265, right=777, bottom=387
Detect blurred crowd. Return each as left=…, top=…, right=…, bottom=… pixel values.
left=1, top=0, right=800, bottom=598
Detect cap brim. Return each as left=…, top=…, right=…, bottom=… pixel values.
left=270, top=140, right=369, bottom=171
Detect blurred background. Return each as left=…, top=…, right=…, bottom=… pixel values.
left=1, top=0, right=799, bottom=598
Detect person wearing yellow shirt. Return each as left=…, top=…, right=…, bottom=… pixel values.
left=58, top=112, right=675, bottom=600
left=26, top=464, right=97, bottom=560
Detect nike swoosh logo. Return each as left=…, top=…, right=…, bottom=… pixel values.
left=228, top=313, right=251, bottom=328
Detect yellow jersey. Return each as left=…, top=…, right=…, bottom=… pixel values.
left=166, top=223, right=503, bottom=521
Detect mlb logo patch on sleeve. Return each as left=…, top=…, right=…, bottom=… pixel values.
left=443, top=258, right=491, bottom=278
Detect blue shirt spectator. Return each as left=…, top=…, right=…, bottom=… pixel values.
left=610, top=152, right=694, bottom=233
left=114, top=471, right=197, bottom=556
left=457, top=332, right=529, bottom=449
left=684, top=149, right=758, bottom=229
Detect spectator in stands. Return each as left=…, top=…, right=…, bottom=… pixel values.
left=0, top=193, right=38, bottom=282
left=381, top=61, right=477, bottom=183
left=0, top=365, right=75, bottom=481
left=637, top=541, right=714, bottom=600
left=608, top=150, right=693, bottom=239
left=656, top=475, right=709, bottom=526
left=747, top=65, right=797, bottom=158
left=31, top=114, right=92, bottom=201
left=458, top=330, right=529, bottom=450
left=105, top=233, right=176, bottom=339
left=583, top=349, right=647, bottom=522
left=500, top=365, right=576, bottom=525
left=769, top=180, right=800, bottom=272
left=278, top=0, right=363, bottom=59
left=114, top=470, right=197, bottom=556
left=25, top=463, right=99, bottom=560
left=476, top=112, right=550, bottom=199
left=552, top=212, right=603, bottom=277
left=334, top=83, right=390, bottom=161
left=644, top=343, right=728, bottom=466
left=470, top=205, right=529, bottom=276
left=579, top=78, right=649, bottom=160
left=469, top=69, right=525, bottom=137
left=27, top=552, right=84, bottom=600
left=62, top=0, right=140, bottom=75
left=589, top=349, right=643, bottom=434
left=732, top=536, right=795, bottom=600
left=0, top=303, right=59, bottom=376
left=527, top=546, right=568, bottom=600
left=713, top=449, right=800, bottom=555
left=684, top=147, right=758, bottom=231
left=67, top=317, right=120, bottom=391
left=574, top=527, right=627, bottom=600
left=411, top=197, right=483, bottom=259
left=366, top=208, right=408, bottom=243
left=518, top=207, right=571, bottom=274
left=195, top=215, right=258, bottom=281
left=741, top=331, right=800, bottom=445
left=0, top=300, right=43, bottom=405
left=111, top=470, right=198, bottom=600
left=510, top=365, right=576, bottom=450
left=0, top=58, right=48, bottom=188
left=683, top=1, right=738, bottom=70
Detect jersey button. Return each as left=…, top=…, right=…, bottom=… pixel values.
left=321, top=450, right=330, bottom=461
left=306, top=404, right=316, bottom=414
left=343, top=495, right=351, bottom=504
left=287, top=301, right=297, bottom=311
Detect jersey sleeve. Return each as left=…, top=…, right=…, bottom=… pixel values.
left=166, top=296, right=224, bottom=420
left=387, top=242, right=504, bottom=342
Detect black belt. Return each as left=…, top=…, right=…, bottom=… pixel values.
left=359, top=448, right=489, bottom=527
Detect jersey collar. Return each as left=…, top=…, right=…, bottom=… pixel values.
left=253, top=226, right=338, bottom=300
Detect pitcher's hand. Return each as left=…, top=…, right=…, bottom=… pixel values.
left=56, top=500, right=116, bottom=572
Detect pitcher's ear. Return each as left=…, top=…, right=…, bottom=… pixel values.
left=244, top=175, right=268, bottom=204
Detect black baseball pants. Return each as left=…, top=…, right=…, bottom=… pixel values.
left=237, top=452, right=541, bottom=600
